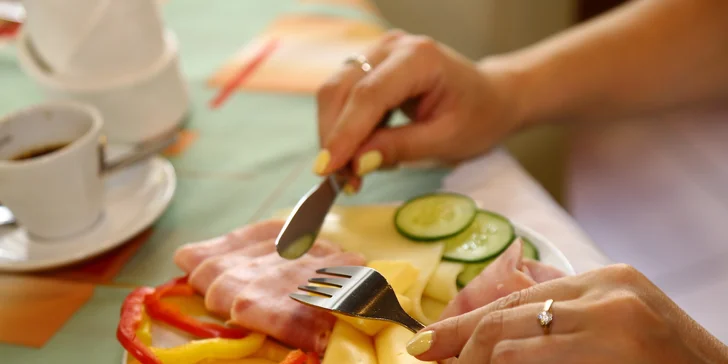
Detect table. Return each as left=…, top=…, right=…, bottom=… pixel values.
left=0, top=1, right=609, bottom=362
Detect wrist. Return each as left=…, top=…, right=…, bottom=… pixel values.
left=476, top=53, right=546, bottom=132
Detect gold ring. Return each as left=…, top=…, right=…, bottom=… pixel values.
left=537, top=299, right=554, bottom=335
left=344, top=55, right=373, bottom=73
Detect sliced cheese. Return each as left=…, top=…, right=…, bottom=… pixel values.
left=420, top=296, right=447, bottom=322
left=367, top=260, right=420, bottom=294
left=375, top=325, right=435, bottom=364
left=252, top=339, right=292, bottom=362
left=273, top=205, right=445, bottom=325
left=334, top=260, right=419, bottom=336
left=423, top=261, right=464, bottom=304
left=335, top=293, right=413, bottom=336
left=322, top=320, right=378, bottom=364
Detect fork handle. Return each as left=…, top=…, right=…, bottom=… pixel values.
left=398, top=313, right=426, bottom=333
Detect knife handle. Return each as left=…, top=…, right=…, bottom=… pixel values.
left=334, top=109, right=394, bottom=186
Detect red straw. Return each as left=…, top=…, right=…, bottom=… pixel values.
left=0, top=22, right=20, bottom=38
left=209, top=37, right=279, bottom=109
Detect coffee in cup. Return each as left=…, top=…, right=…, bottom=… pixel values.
left=0, top=102, right=104, bottom=239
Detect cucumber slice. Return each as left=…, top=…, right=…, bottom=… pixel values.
left=442, top=211, right=515, bottom=263
left=521, top=237, right=540, bottom=261
left=394, top=192, right=477, bottom=241
left=456, top=236, right=539, bottom=288
left=456, top=259, right=494, bottom=288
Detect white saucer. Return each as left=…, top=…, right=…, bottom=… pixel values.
left=0, top=156, right=176, bottom=272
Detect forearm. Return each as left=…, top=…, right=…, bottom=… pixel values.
left=480, top=0, right=728, bottom=126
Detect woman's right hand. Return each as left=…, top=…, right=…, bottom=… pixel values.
left=313, top=30, right=525, bottom=192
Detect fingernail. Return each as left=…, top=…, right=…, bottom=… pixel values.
left=406, top=330, right=434, bottom=356
left=342, top=184, right=357, bottom=196
left=313, top=150, right=331, bottom=175
left=356, top=150, right=382, bottom=176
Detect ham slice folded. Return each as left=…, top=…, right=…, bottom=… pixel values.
left=188, top=239, right=278, bottom=294
left=440, top=238, right=566, bottom=320
left=173, top=219, right=285, bottom=273
left=202, top=240, right=343, bottom=315
left=229, top=251, right=366, bottom=354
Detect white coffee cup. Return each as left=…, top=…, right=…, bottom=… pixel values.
left=0, top=101, right=104, bottom=239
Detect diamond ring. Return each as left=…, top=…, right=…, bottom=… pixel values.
left=344, top=55, right=373, bottom=73
left=537, top=299, right=554, bottom=335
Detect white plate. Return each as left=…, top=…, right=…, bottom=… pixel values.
left=0, top=156, right=176, bottom=272
left=120, top=218, right=574, bottom=363
left=513, top=221, right=575, bottom=275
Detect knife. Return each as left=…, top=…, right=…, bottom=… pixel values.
left=276, top=111, right=393, bottom=259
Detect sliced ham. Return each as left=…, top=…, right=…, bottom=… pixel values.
left=229, top=251, right=366, bottom=354
left=188, top=239, right=278, bottom=294
left=205, top=253, right=285, bottom=316
left=439, top=239, right=566, bottom=320
left=522, top=258, right=567, bottom=283
left=174, top=219, right=285, bottom=273
left=202, top=240, right=343, bottom=315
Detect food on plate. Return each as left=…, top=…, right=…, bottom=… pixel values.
left=422, top=261, right=464, bottom=304
left=119, top=192, right=569, bottom=363
left=440, top=210, right=515, bottom=263
left=174, top=219, right=286, bottom=273
left=375, top=325, right=435, bottom=364
left=333, top=260, right=419, bottom=336
left=150, top=333, right=266, bottom=364
left=440, top=238, right=566, bottom=320
left=145, top=276, right=248, bottom=339
left=321, top=320, right=377, bottom=364
left=228, top=252, right=365, bottom=354
left=177, top=230, right=365, bottom=353
left=394, top=192, right=477, bottom=241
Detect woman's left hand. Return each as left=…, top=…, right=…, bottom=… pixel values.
left=407, top=264, right=728, bottom=364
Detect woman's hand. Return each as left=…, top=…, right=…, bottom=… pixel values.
left=313, top=30, right=524, bottom=192
left=406, top=264, right=728, bottom=364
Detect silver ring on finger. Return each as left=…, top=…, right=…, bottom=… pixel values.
left=537, top=299, right=554, bottom=335
left=344, top=55, right=373, bottom=73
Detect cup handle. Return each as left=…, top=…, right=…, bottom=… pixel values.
left=98, top=131, right=178, bottom=175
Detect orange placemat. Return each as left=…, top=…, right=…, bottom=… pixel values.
left=0, top=275, right=95, bottom=348
left=207, top=14, right=387, bottom=94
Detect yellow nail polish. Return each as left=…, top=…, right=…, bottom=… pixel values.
left=313, top=150, right=331, bottom=175
left=406, top=330, right=434, bottom=356
left=356, top=150, right=383, bottom=176
left=342, top=184, right=357, bottom=196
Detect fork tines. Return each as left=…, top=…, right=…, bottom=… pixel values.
left=315, top=266, right=362, bottom=277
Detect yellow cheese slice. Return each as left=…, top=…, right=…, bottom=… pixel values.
left=273, top=205, right=445, bottom=324
left=322, top=320, right=378, bottom=364
left=334, top=293, right=413, bottom=336
left=420, top=296, right=447, bottom=322
left=367, top=260, right=420, bottom=294
left=375, top=325, right=435, bottom=364
left=423, top=261, right=464, bottom=304
left=252, top=340, right=292, bottom=362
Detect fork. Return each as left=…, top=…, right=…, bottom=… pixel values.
left=289, top=265, right=425, bottom=333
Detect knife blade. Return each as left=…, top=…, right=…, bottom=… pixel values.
left=275, top=172, right=347, bottom=259
left=275, top=111, right=393, bottom=259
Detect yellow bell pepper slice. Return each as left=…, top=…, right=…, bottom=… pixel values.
left=252, top=339, right=292, bottom=362
left=202, top=359, right=277, bottom=364
left=151, top=332, right=266, bottom=364
left=137, top=311, right=153, bottom=347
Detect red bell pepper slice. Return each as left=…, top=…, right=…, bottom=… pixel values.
left=144, top=276, right=248, bottom=339
left=279, top=350, right=320, bottom=364
left=117, top=287, right=162, bottom=364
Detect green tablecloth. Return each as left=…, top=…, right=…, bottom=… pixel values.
left=0, top=1, right=448, bottom=362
